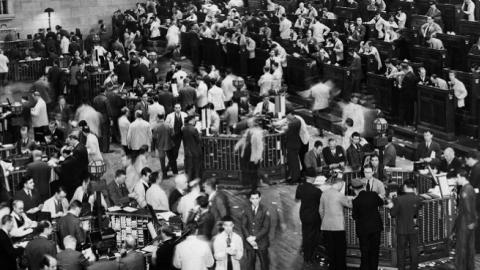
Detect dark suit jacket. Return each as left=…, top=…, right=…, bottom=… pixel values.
left=23, top=236, right=57, bottom=270
left=468, top=162, right=480, bottom=210
left=285, top=118, right=302, bottom=150
left=51, top=104, right=74, bottom=124
left=346, top=144, right=365, bottom=171
left=439, top=157, right=463, bottom=178
left=134, top=101, right=149, bottom=121
left=26, top=161, right=52, bottom=201
left=107, top=181, right=131, bottom=207
left=182, top=124, right=201, bottom=157
left=401, top=71, right=418, bottom=99
left=44, top=128, right=65, bottom=148
left=57, top=248, right=89, bottom=270
left=56, top=143, right=88, bottom=197
left=154, top=238, right=177, bottom=270
left=186, top=210, right=215, bottom=239
left=93, top=93, right=113, bottom=119
left=210, top=190, right=230, bottom=223
left=390, top=192, right=424, bottom=235
left=57, top=213, right=86, bottom=244
left=322, top=146, right=346, bottom=165
left=119, top=251, right=145, bottom=270
left=352, top=190, right=383, bottom=235
left=106, top=91, right=125, bottom=119
left=115, top=63, right=132, bottom=86
left=152, top=122, right=174, bottom=151
left=415, top=141, right=441, bottom=162
left=304, top=150, right=323, bottom=176
left=13, top=189, right=42, bottom=220
left=178, top=86, right=197, bottom=109
left=383, top=143, right=396, bottom=167
left=87, top=258, right=124, bottom=270
left=0, top=229, right=20, bottom=270
left=349, top=56, right=363, bottom=80
left=157, top=90, right=174, bottom=114
left=241, top=204, right=271, bottom=250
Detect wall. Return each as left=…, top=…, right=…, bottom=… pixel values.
left=5, top=0, right=135, bottom=39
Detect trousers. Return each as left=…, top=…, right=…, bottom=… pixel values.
left=245, top=248, right=269, bottom=270
left=397, top=233, right=418, bottom=270
left=358, top=231, right=381, bottom=270
left=323, top=230, right=346, bottom=270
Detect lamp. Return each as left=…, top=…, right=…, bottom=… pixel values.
left=44, top=8, right=54, bottom=29
left=88, top=160, right=106, bottom=180
left=373, top=118, right=388, bottom=134
left=232, top=79, right=244, bottom=91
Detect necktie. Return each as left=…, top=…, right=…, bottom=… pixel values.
left=28, top=190, right=32, bottom=198
left=227, top=234, right=233, bottom=270
left=366, top=180, right=371, bottom=192
left=55, top=200, right=63, bottom=213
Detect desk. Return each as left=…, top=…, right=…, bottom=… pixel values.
left=366, top=73, right=395, bottom=115
left=411, top=46, right=447, bottom=75
left=417, top=85, right=455, bottom=140
left=436, top=33, right=470, bottom=71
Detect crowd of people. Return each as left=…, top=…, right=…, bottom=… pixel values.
left=0, top=0, right=478, bottom=270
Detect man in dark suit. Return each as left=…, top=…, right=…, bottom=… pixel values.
left=115, top=57, right=132, bottom=86
left=346, top=132, right=366, bottom=171
left=383, top=135, right=396, bottom=168
left=178, top=78, right=197, bottom=109
left=92, top=87, right=113, bottom=152
left=134, top=94, right=150, bottom=122
left=120, top=236, right=145, bottom=270
left=285, top=114, right=302, bottom=184
left=241, top=190, right=271, bottom=270
left=13, top=178, right=43, bottom=221
left=439, top=147, right=463, bottom=178
left=151, top=113, right=175, bottom=179
left=322, top=138, right=346, bottom=168
left=304, top=140, right=324, bottom=177
left=399, top=63, right=418, bottom=125
left=87, top=248, right=123, bottom=270
left=165, top=61, right=177, bottom=83
left=154, top=225, right=178, bottom=270
left=107, top=169, right=132, bottom=207
left=106, top=89, right=125, bottom=144
left=182, top=115, right=202, bottom=180
left=466, top=150, right=480, bottom=252
left=44, top=121, right=65, bottom=149
left=415, top=130, right=442, bottom=166
left=203, top=178, right=230, bottom=230
left=349, top=50, right=363, bottom=97
left=26, top=150, right=51, bottom=202
left=389, top=179, right=424, bottom=270
left=157, top=83, right=174, bottom=115
left=22, top=221, right=57, bottom=270
left=56, top=200, right=87, bottom=246
left=0, top=215, right=22, bottom=270
left=57, top=235, right=89, bottom=270
left=351, top=179, right=384, bottom=270
left=50, top=95, right=73, bottom=129
left=47, top=59, right=63, bottom=101
left=186, top=195, right=215, bottom=239
left=57, top=133, right=89, bottom=199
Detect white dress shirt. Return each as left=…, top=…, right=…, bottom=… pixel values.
left=31, top=98, right=48, bottom=127
left=42, top=196, right=69, bottom=218
left=213, top=231, right=244, bottom=270
left=208, top=86, right=226, bottom=111
left=86, top=133, right=103, bottom=162
left=10, top=211, right=35, bottom=237
left=258, top=72, right=273, bottom=96
left=146, top=183, right=169, bottom=211
left=127, top=118, right=152, bottom=150
left=177, top=189, right=201, bottom=223
left=279, top=18, right=292, bottom=39
left=174, top=235, right=214, bottom=270
left=148, top=102, right=165, bottom=124
left=132, top=179, right=149, bottom=208
left=118, top=115, right=131, bottom=146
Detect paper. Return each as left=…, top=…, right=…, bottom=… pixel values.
left=122, top=206, right=138, bottom=213
left=430, top=151, right=436, bottom=159
left=108, top=206, right=122, bottom=212
left=141, top=245, right=157, bottom=253
left=157, top=211, right=176, bottom=220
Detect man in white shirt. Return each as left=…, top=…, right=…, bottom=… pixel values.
left=0, top=49, right=9, bottom=85
left=310, top=18, right=330, bottom=43
left=60, top=35, right=70, bottom=54
left=148, top=96, right=165, bottom=125
left=146, top=172, right=169, bottom=211
left=271, top=62, right=283, bottom=92
left=42, top=186, right=69, bottom=218
left=196, top=76, right=209, bottom=109
left=221, top=69, right=237, bottom=103
left=258, top=66, right=273, bottom=96
left=279, top=15, right=292, bottom=40
left=177, top=179, right=202, bottom=223
left=173, top=230, right=214, bottom=270
left=131, top=167, right=152, bottom=208
left=448, top=70, right=468, bottom=108
left=253, top=96, right=275, bottom=115
left=31, top=91, right=49, bottom=142
left=395, top=8, right=407, bottom=29
left=462, top=0, right=475, bottom=21
left=172, top=65, right=188, bottom=89
left=213, top=216, right=244, bottom=270
left=430, top=74, right=448, bottom=90
left=127, top=110, right=152, bottom=151
left=295, top=2, right=309, bottom=15
left=118, top=107, right=131, bottom=151
left=209, top=80, right=226, bottom=112
left=10, top=200, right=36, bottom=238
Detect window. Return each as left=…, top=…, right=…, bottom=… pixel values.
left=0, top=0, right=7, bottom=15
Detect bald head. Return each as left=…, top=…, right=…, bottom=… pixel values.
left=174, top=174, right=188, bottom=190
left=125, top=235, right=137, bottom=250
left=63, top=235, right=77, bottom=250
left=444, top=147, right=455, bottom=162
left=32, top=150, right=43, bottom=160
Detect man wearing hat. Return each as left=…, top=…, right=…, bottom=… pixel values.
left=182, top=115, right=202, bottom=180
left=426, top=1, right=442, bottom=21
left=465, top=150, right=480, bottom=253
left=351, top=178, right=384, bottom=270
